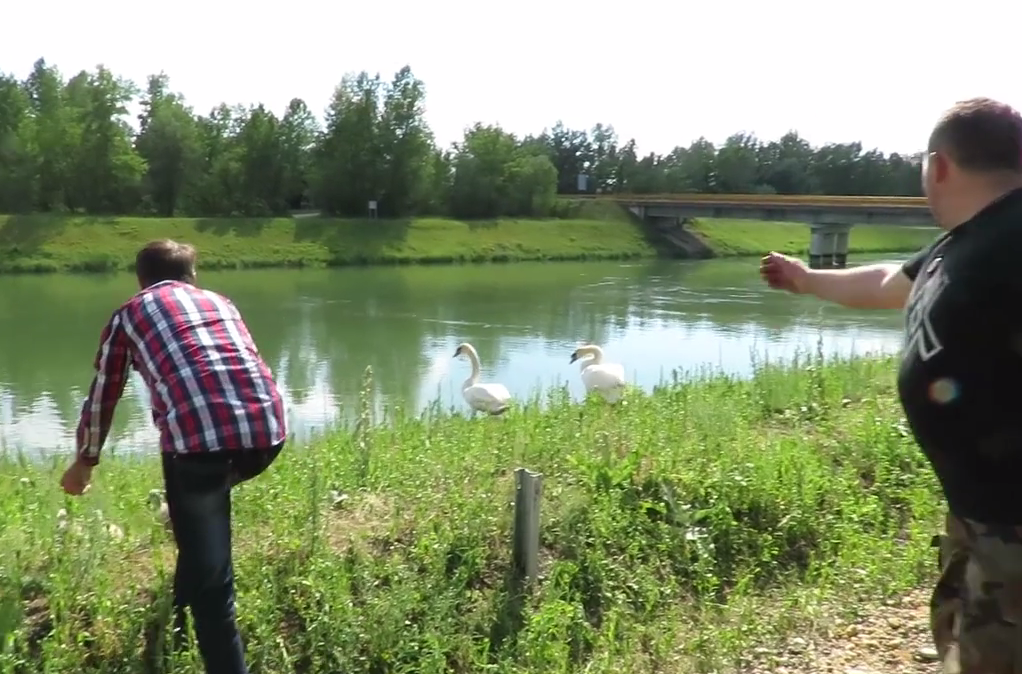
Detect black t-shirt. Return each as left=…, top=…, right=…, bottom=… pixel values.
left=897, top=186, right=1022, bottom=524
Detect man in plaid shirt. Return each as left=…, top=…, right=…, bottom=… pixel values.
left=60, top=239, right=288, bottom=674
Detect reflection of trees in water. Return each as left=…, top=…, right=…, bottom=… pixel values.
left=269, top=302, right=322, bottom=403
left=0, top=260, right=907, bottom=454
left=0, top=274, right=133, bottom=450
left=0, top=385, right=77, bottom=454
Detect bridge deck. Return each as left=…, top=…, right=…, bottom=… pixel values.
left=578, top=193, right=929, bottom=210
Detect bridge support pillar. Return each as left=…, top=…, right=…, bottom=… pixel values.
left=808, top=223, right=852, bottom=269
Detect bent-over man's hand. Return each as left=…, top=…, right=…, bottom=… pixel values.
left=60, top=458, right=93, bottom=496
left=760, top=251, right=811, bottom=294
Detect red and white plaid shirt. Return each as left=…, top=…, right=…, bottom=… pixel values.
left=76, top=280, right=287, bottom=466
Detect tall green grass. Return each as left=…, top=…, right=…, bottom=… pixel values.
left=0, top=350, right=943, bottom=673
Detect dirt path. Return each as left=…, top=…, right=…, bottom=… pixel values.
left=744, top=588, right=941, bottom=674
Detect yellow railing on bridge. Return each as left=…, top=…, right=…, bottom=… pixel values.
left=575, top=193, right=929, bottom=209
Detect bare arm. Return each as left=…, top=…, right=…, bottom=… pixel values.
left=804, top=263, right=912, bottom=310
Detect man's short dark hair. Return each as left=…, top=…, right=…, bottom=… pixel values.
left=135, top=239, right=197, bottom=288
left=928, top=97, right=1022, bottom=174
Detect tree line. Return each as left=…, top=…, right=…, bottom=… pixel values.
left=0, top=59, right=925, bottom=220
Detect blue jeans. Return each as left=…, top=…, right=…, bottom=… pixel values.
left=163, top=444, right=282, bottom=674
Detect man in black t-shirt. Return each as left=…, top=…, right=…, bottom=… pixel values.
left=760, top=97, right=1022, bottom=674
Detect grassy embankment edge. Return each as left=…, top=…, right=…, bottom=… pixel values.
left=0, top=200, right=939, bottom=274
left=0, top=352, right=943, bottom=673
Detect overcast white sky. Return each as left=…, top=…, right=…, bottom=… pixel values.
left=3, top=0, right=1018, bottom=156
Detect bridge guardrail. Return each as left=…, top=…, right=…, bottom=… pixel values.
left=572, top=193, right=930, bottom=209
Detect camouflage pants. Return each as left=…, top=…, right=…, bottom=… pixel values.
left=930, top=512, right=1022, bottom=674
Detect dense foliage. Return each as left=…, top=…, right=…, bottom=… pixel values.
left=0, top=59, right=924, bottom=220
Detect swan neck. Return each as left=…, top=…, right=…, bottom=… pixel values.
left=587, top=347, right=604, bottom=364
left=465, top=348, right=481, bottom=383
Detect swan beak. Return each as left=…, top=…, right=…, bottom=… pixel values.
left=452, top=349, right=461, bottom=358
left=569, top=352, right=578, bottom=364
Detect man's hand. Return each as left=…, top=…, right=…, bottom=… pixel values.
left=60, top=458, right=93, bottom=496
left=760, top=251, right=811, bottom=294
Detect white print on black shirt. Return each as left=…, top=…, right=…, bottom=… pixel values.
left=904, top=264, right=948, bottom=363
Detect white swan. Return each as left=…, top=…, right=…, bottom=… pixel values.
left=570, top=344, right=626, bottom=404
left=148, top=489, right=172, bottom=532
left=453, top=342, right=512, bottom=415
left=56, top=507, right=124, bottom=540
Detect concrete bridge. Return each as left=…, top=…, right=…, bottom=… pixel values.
left=581, top=194, right=933, bottom=268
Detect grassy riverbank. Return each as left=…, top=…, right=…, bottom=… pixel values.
left=0, top=353, right=943, bottom=673
left=690, top=219, right=940, bottom=257
left=0, top=204, right=938, bottom=274
left=0, top=204, right=657, bottom=273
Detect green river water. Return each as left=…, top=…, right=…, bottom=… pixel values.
left=0, top=255, right=908, bottom=456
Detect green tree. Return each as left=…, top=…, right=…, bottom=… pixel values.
left=135, top=73, right=202, bottom=216
left=314, top=72, right=383, bottom=216
left=377, top=66, right=433, bottom=217
left=0, top=73, right=38, bottom=212
left=448, top=123, right=518, bottom=218
left=235, top=104, right=286, bottom=215
left=65, top=65, right=145, bottom=213
left=715, top=133, right=760, bottom=193
left=24, top=59, right=76, bottom=211
left=279, top=98, right=320, bottom=210
left=2, top=57, right=929, bottom=220
left=193, top=104, right=245, bottom=215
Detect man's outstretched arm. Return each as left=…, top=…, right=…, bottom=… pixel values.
left=762, top=246, right=929, bottom=310
left=804, top=263, right=915, bottom=310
